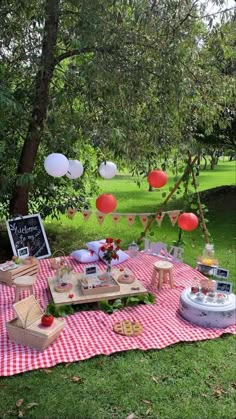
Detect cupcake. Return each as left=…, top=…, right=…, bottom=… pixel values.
left=196, top=292, right=205, bottom=301
left=217, top=293, right=227, bottom=303
left=207, top=291, right=216, bottom=302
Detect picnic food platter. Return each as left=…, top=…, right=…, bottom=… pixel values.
left=47, top=268, right=148, bottom=306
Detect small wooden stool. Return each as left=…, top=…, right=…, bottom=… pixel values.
left=151, top=261, right=174, bottom=290
left=13, top=276, right=36, bottom=303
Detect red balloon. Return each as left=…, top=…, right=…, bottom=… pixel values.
left=96, top=194, right=117, bottom=214
left=178, top=212, right=199, bottom=232
left=147, top=170, right=168, bottom=188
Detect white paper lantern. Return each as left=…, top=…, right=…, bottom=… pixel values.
left=44, top=153, right=69, bottom=177
left=66, top=160, right=84, bottom=179
left=98, top=161, right=117, bottom=179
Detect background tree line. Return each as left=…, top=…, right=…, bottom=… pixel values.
left=0, top=0, right=235, bottom=218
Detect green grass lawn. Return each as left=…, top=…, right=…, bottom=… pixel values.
left=1, top=160, right=236, bottom=419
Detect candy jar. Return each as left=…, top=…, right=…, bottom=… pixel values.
left=202, top=244, right=215, bottom=265
left=203, top=244, right=215, bottom=259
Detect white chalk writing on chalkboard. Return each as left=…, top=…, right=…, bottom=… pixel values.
left=6, top=213, right=51, bottom=259
left=216, top=281, right=232, bottom=295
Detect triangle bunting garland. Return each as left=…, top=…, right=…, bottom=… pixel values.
left=64, top=209, right=181, bottom=227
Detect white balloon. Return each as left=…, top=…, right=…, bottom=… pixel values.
left=66, top=160, right=84, bottom=179
left=98, top=161, right=117, bottom=179
left=44, top=153, right=69, bottom=177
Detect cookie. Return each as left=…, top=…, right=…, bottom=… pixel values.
left=54, top=282, right=73, bottom=293
left=113, top=320, right=143, bottom=337
left=117, top=273, right=135, bottom=284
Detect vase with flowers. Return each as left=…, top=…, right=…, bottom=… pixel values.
left=100, top=238, right=121, bottom=274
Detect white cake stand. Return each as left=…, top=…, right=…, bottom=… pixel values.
left=179, top=287, right=236, bottom=328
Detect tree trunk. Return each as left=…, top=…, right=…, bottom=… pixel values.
left=202, top=154, right=207, bottom=170
left=9, top=0, right=60, bottom=216
left=210, top=153, right=216, bottom=170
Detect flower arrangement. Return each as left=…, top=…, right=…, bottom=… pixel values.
left=100, top=238, right=121, bottom=272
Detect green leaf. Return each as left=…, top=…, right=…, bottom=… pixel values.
left=98, top=300, right=114, bottom=314
left=112, top=299, right=123, bottom=309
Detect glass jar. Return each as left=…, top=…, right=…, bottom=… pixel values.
left=128, top=241, right=139, bottom=257
left=203, top=244, right=215, bottom=259
left=191, top=278, right=199, bottom=294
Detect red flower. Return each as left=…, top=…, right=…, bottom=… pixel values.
left=102, top=237, right=121, bottom=264
left=68, top=294, right=74, bottom=299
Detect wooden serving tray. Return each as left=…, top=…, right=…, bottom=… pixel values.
left=79, top=273, right=120, bottom=296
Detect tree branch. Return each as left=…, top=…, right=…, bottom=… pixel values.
left=54, top=45, right=118, bottom=66
left=189, top=6, right=236, bottom=20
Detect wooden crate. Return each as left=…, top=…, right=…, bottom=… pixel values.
left=6, top=295, right=64, bottom=351
left=0, top=261, right=38, bottom=286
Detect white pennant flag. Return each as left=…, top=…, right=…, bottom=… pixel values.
left=96, top=212, right=106, bottom=225
left=66, top=207, right=77, bottom=219
left=81, top=210, right=92, bottom=221
left=167, top=210, right=181, bottom=226
left=155, top=212, right=165, bottom=227
left=111, top=213, right=121, bottom=225
left=125, top=214, right=136, bottom=226
left=139, top=214, right=149, bottom=228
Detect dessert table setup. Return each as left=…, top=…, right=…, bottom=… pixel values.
left=0, top=242, right=235, bottom=377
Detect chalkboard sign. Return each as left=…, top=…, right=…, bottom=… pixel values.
left=215, top=267, right=229, bottom=279
left=84, top=265, right=98, bottom=277
left=196, top=263, right=217, bottom=277
left=216, top=281, right=232, bottom=294
left=6, top=214, right=51, bottom=259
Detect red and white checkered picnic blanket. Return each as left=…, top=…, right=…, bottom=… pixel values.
left=0, top=253, right=235, bottom=376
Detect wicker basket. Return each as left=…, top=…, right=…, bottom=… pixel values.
left=50, top=250, right=66, bottom=270
left=6, top=295, right=64, bottom=350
